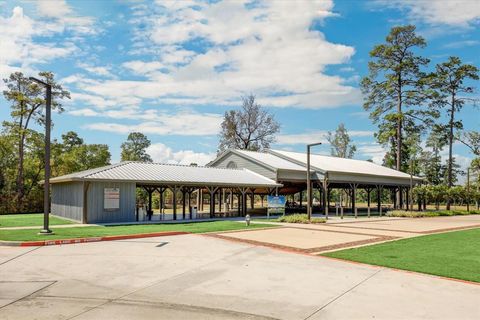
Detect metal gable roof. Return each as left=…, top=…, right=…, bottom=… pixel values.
left=270, top=149, right=422, bottom=180
left=49, top=161, right=281, bottom=187
left=234, top=149, right=306, bottom=171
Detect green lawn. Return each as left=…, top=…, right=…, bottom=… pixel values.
left=323, top=228, right=480, bottom=283
left=0, top=214, right=75, bottom=228
left=0, top=221, right=276, bottom=242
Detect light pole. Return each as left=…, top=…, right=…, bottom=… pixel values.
left=29, top=77, right=53, bottom=235
left=307, top=142, right=322, bottom=221
left=466, top=167, right=470, bottom=212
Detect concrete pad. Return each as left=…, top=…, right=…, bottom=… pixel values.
left=0, top=281, right=53, bottom=307
left=219, top=227, right=379, bottom=250
left=0, top=296, right=106, bottom=320
left=73, top=300, right=275, bottom=320
left=124, top=246, right=378, bottom=320
left=1, top=231, right=479, bottom=319
left=312, top=267, right=480, bottom=320
left=0, top=247, right=37, bottom=265
left=293, top=223, right=419, bottom=238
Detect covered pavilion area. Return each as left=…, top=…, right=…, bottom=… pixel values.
left=50, top=162, right=281, bottom=224
left=209, top=149, right=425, bottom=217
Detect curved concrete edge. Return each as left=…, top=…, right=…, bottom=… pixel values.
left=0, top=231, right=189, bottom=247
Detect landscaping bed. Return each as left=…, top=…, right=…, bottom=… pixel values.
left=276, top=214, right=326, bottom=224
left=387, top=209, right=480, bottom=218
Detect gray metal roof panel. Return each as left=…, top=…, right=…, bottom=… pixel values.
left=50, top=162, right=281, bottom=187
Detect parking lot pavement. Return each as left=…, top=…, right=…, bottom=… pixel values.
left=1, top=233, right=479, bottom=319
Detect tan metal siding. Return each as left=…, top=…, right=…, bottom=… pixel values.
left=87, top=181, right=136, bottom=223
left=211, top=153, right=276, bottom=179
left=51, top=182, right=84, bottom=222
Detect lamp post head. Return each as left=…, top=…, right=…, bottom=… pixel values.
left=29, top=76, right=50, bottom=87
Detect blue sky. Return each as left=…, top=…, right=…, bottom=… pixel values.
left=0, top=0, right=479, bottom=170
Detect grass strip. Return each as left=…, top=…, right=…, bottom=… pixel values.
left=0, top=213, right=75, bottom=228
left=323, top=228, right=480, bottom=283
left=0, top=221, right=276, bottom=242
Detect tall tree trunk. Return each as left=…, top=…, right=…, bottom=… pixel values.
left=396, top=77, right=403, bottom=208
left=446, top=93, right=455, bottom=210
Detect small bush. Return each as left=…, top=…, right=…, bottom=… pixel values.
left=387, top=210, right=480, bottom=218
left=276, top=214, right=326, bottom=224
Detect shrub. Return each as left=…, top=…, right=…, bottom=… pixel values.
left=276, top=214, right=326, bottom=224
left=387, top=210, right=480, bottom=218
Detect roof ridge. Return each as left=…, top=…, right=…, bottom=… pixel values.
left=125, top=161, right=246, bottom=171
left=82, top=161, right=131, bottom=178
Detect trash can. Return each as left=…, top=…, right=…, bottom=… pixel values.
left=191, top=206, right=197, bottom=219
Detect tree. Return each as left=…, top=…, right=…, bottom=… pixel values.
left=62, top=131, right=84, bottom=152
left=458, top=131, right=480, bottom=157
left=419, top=126, right=448, bottom=185
left=218, top=95, right=280, bottom=153
left=2, top=71, right=70, bottom=204
left=121, top=132, right=153, bottom=162
left=428, top=57, right=479, bottom=209
left=361, top=25, right=431, bottom=174
left=327, top=123, right=356, bottom=158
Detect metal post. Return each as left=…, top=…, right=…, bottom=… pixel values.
left=307, top=142, right=322, bottom=221
left=467, top=167, right=470, bottom=212
left=29, top=77, right=52, bottom=235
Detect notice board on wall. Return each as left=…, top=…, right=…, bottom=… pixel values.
left=104, top=188, right=120, bottom=210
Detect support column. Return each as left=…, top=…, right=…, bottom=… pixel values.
left=206, top=186, right=219, bottom=219
left=299, top=191, right=303, bottom=207
left=237, top=193, right=241, bottom=216
left=323, top=179, right=329, bottom=218
left=171, top=186, right=177, bottom=220
left=350, top=184, right=357, bottom=216
left=250, top=190, right=255, bottom=209
left=366, top=187, right=371, bottom=218
left=377, top=185, right=382, bottom=214
left=181, top=187, right=186, bottom=219
left=406, top=187, right=410, bottom=211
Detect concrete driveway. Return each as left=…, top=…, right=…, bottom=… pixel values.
left=0, top=233, right=479, bottom=319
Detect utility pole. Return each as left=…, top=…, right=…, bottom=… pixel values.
left=307, top=142, right=322, bottom=221
left=466, top=167, right=470, bottom=212
left=410, top=157, right=414, bottom=211
left=29, top=77, right=53, bottom=235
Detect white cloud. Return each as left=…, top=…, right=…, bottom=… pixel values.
left=276, top=130, right=374, bottom=145
left=79, top=110, right=222, bottom=136
left=377, top=0, right=480, bottom=27
left=443, top=40, right=480, bottom=49
left=35, top=0, right=96, bottom=34
left=0, top=5, right=94, bottom=87
left=80, top=0, right=359, bottom=109
left=357, top=143, right=387, bottom=164
left=147, top=142, right=215, bottom=165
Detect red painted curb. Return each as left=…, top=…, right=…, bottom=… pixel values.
left=15, top=231, right=189, bottom=247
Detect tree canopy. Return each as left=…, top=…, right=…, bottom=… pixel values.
left=120, top=132, right=153, bottom=162
left=218, top=95, right=280, bottom=153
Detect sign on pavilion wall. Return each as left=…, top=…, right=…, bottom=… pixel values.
left=104, top=188, right=120, bottom=210
left=267, top=195, right=286, bottom=215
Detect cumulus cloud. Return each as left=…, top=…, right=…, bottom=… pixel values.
left=78, top=110, right=222, bottom=136
left=276, top=130, right=374, bottom=145
left=0, top=5, right=95, bottom=87
left=147, top=142, right=215, bottom=165
left=81, top=0, right=359, bottom=109
left=357, top=143, right=387, bottom=164
left=376, top=0, right=480, bottom=27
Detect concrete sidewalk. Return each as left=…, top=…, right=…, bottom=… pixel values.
left=0, top=234, right=479, bottom=319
